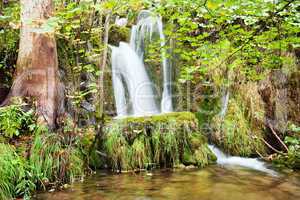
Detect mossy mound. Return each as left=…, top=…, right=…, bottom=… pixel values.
left=211, top=84, right=267, bottom=157
left=101, top=112, right=216, bottom=172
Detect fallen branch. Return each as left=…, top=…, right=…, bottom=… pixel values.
left=261, top=137, right=283, bottom=154
left=268, top=122, right=289, bottom=152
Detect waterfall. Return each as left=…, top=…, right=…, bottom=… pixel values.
left=111, top=10, right=173, bottom=117
left=130, top=10, right=172, bottom=113
left=208, top=145, right=277, bottom=175
left=111, top=42, right=159, bottom=117
left=219, top=88, right=230, bottom=117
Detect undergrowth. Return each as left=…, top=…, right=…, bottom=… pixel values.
left=211, top=96, right=266, bottom=157
left=0, top=144, right=25, bottom=199
left=0, top=103, right=91, bottom=199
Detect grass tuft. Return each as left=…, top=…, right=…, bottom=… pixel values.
left=102, top=112, right=216, bottom=171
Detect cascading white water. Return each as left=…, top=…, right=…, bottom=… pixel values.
left=111, top=42, right=159, bottom=117
left=210, top=88, right=277, bottom=175
left=112, top=10, right=173, bottom=117
left=130, top=10, right=172, bottom=113
left=208, top=145, right=277, bottom=175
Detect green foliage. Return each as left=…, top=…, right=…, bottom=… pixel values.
left=0, top=126, right=86, bottom=199
left=0, top=0, right=20, bottom=88
left=0, top=102, right=36, bottom=139
left=0, top=102, right=96, bottom=198
left=109, top=25, right=131, bottom=45
left=131, top=134, right=152, bottom=169
left=151, top=122, right=180, bottom=167
left=153, top=0, right=299, bottom=85
left=273, top=126, right=300, bottom=169
left=103, top=122, right=132, bottom=171
left=29, top=133, right=84, bottom=189
left=288, top=123, right=300, bottom=133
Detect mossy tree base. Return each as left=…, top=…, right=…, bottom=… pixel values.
left=101, top=112, right=216, bottom=172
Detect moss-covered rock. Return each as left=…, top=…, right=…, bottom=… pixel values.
left=101, top=112, right=216, bottom=172
left=108, top=25, right=131, bottom=45
left=182, top=133, right=217, bottom=167
left=122, top=112, right=198, bottom=124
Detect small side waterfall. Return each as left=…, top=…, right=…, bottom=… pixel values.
left=111, top=10, right=173, bottom=117
left=208, top=145, right=277, bottom=175
left=219, top=88, right=230, bottom=117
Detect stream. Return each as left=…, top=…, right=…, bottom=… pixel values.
left=36, top=166, right=300, bottom=200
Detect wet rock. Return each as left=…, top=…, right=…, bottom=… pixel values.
left=81, top=100, right=95, bottom=112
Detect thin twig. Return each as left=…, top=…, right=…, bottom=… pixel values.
left=255, top=150, right=268, bottom=161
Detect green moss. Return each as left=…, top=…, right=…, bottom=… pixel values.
left=0, top=135, right=6, bottom=143
left=101, top=112, right=216, bottom=171
left=108, top=25, right=131, bottom=45
left=122, top=112, right=197, bottom=124
left=189, top=132, right=207, bottom=149
left=193, top=145, right=217, bottom=167
left=211, top=97, right=266, bottom=156
left=182, top=132, right=216, bottom=167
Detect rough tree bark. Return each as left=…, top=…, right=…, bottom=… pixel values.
left=2, top=0, right=64, bottom=128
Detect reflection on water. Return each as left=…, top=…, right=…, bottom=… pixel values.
left=36, top=166, right=300, bottom=200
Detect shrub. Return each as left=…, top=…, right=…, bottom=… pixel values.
left=273, top=134, right=300, bottom=169
left=0, top=102, right=35, bottom=139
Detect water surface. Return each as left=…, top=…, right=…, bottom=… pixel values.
left=36, top=166, right=300, bottom=200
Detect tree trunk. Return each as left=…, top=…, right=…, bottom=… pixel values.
left=98, top=13, right=111, bottom=117
left=2, top=0, right=64, bottom=128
